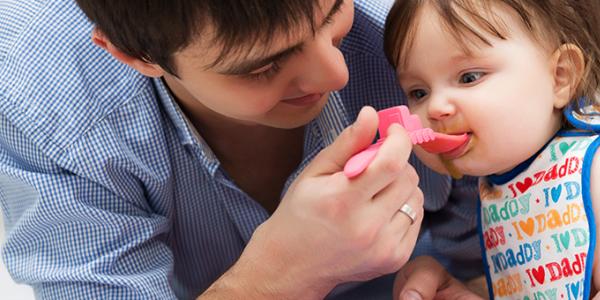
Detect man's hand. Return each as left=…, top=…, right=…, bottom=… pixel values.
left=394, top=256, right=486, bottom=300
left=208, top=106, right=425, bottom=299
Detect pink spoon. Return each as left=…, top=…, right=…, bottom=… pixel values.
left=343, top=106, right=469, bottom=178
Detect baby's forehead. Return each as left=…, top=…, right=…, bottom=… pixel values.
left=395, top=9, right=494, bottom=67
left=403, top=2, right=547, bottom=64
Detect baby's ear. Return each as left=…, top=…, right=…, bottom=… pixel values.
left=551, top=43, right=585, bottom=109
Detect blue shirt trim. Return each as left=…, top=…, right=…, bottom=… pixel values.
left=580, top=135, right=599, bottom=299
left=487, top=134, right=556, bottom=185
left=477, top=198, right=495, bottom=300
left=564, top=102, right=600, bottom=132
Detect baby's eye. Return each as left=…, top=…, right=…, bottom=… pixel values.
left=459, top=71, right=485, bottom=84
left=409, top=89, right=428, bottom=100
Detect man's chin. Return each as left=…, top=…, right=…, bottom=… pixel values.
left=275, top=93, right=330, bottom=129
left=271, top=112, right=322, bottom=129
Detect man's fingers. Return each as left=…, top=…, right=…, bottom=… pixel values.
left=385, top=193, right=424, bottom=272
left=394, top=256, right=447, bottom=300
left=369, top=164, right=420, bottom=222
left=352, top=123, right=413, bottom=194
left=389, top=188, right=424, bottom=235
left=434, top=278, right=485, bottom=300
left=304, top=106, right=378, bottom=176
left=394, top=256, right=485, bottom=300
left=370, top=176, right=423, bottom=236
left=368, top=123, right=413, bottom=174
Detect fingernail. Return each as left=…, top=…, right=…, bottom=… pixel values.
left=402, top=290, right=423, bottom=300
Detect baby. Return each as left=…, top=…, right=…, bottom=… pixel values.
left=383, top=0, right=600, bottom=299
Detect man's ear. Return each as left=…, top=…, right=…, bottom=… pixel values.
left=92, top=28, right=165, bottom=78
left=550, top=43, right=585, bottom=109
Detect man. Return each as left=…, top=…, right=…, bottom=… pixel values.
left=0, top=0, right=482, bottom=298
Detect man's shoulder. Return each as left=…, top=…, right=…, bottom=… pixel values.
left=0, top=0, right=161, bottom=162
left=343, top=0, right=394, bottom=56
left=354, top=0, right=395, bottom=26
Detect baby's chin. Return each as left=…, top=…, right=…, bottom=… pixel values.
left=454, top=158, right=523, bottom=177
left=421, top=161, right=487, bottom=177
left=414, top=152, right=455, bottom=175
left=414, top=150, right=508, bottom=177
left=422, top=159, right=517, bottom=178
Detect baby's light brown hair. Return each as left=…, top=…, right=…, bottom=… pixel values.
left=383, top=0, right=600, bottom=111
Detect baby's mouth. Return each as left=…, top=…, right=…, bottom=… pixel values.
left=418, top=131, right=470, bottom=154
left=438, top=133, right=472, bottom=160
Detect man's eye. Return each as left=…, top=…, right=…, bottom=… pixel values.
left=241, top=45, right=304, bottom=82
left=409, top=89, right=428, bottom=100
left=459, top=71, right=485, bottom=84
left=249, top=63, right=275, bottom=75
left=244, top=62, right=282, bottom=81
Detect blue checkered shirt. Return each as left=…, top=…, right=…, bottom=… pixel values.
left=0, top=0, right=483, bottom=299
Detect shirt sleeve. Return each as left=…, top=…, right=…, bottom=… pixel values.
left=0, top=116, right=178, bottom=299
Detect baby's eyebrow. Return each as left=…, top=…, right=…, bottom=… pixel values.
left=397, top=73, right=413, bottom=81
left=449, top=54, right=471, bottom=63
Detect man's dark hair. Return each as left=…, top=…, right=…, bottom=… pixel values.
left=75, top=0, right=322, bottom=75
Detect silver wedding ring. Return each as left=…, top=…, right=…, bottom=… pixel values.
left=398, top=203, right=417, bottom=225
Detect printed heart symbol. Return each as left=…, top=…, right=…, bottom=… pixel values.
left=570, top=281, right=580, bottom=298
left=551, top=184, right=562, bottom=203
left=531, top=266, right=546, bottom=285
left=516, top=177, right=533, bottom=194
left=560, top=141, right=576, bottom=155
left=519, top=218, right=535, bottom=237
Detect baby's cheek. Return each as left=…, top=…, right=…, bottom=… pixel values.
left=413, top=147, right=448, bottom=175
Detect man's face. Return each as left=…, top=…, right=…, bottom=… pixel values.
left=163, top=0, right=354, bottom=129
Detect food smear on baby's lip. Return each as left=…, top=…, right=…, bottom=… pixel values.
left=441, top=159, right=463, bottom=179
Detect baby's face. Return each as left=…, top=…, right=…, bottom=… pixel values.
left=396, top=3, right=563, bottom=177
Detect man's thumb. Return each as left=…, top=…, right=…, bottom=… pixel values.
left=394, top=256, right=485, bottom=300
left=305, top=106, right=379, bottom=176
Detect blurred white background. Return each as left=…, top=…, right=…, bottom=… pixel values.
left=0, top=214, right=35, bottom=300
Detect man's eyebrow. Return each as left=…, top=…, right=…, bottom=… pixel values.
left=220, top=44, right=305, bottom=75
left=219, top=0, right=345, bottom=75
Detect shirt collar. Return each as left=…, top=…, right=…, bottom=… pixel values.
left=152, top=78, right=220, bottom=174
left=280, top=91, right=350, bottom=196
left=314, top=91, right=350, bottom=147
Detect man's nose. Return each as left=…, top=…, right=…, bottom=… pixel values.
left=294, top=36, right=349, bottom=94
